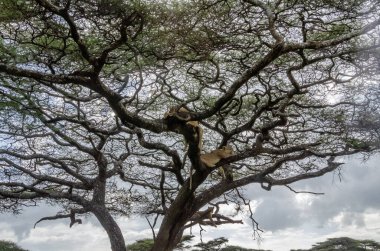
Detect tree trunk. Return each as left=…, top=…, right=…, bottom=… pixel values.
left=152, top=199, right=193, bottom=251
left=152, top=172, right=208, bottom=251
left=91, top=205, right=126, bottom=251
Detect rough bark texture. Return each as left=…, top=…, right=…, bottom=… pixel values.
left=92, top=205, right=127, bottom=251
left=152, top=172, right=208, bottom=251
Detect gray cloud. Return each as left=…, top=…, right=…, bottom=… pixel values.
left=249, top=188, right=305, bottom=230
left=340, top=212, right=365, bottom=227
left=0, top=204, right=59, bottom=239
left=1, top=154, right=379, bottom=251
left=245, top=154, right=380, bottom=232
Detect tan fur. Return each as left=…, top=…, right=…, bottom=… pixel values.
left=165, top=107, right=203, bottom=150
left=178, top=107, right=189, bottom=113
left=189, top=121, right=203, bottom=150
left=163, top=107, right=178, bottom=119
left=200, top=146, right=234, bottom=167
left=186, top=120, right=199, bottom=127
left=165, top=107, right=205, bottom=190
left=190, top=207, right=216, bottom=227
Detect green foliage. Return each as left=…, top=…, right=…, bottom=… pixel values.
left=0, top=240, right=28, bottom=251
left=126, top=236, right=263, bottom=251
left=0, top=0, right=36, bottom=23
left=126, top=238, right=154, bottom=251
left=345, top=138, right=369, bottom=150
left=0, top=101, right=20, bottom=109
left=0, top=0, right=24, bottom=22
left=192, top=237, right=229, bottom=251
left=221, top=246, right=269, bottom=251
left=291, top=237, right=380, bottom=251
left=310, top=23, right=352, bottom=41
left=191, top=237, right=271, bottom=251
left=0, top=37, right=17, bottom=61
left=126, top=235, right=195, bottom=251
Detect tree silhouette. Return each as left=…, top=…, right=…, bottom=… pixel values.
left=1, top=1, right=380, bottom=251
left=291, top=237, right=380, bottom=251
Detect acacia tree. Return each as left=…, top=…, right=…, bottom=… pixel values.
left=291, top=237, right=380, bottom=251
left=0, top=0, right=380, bottom=251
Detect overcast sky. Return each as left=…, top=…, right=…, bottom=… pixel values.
left=1, top=153, right=379, bottom=251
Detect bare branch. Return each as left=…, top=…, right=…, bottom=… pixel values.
left=285, top=185, right=324, bottom=195
left=34, top=208, right=88, bottom=228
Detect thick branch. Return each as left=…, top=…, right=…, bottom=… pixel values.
left=194, top=42, right=285, bottom=120
left=195, top=155, right=347, bottom=208
left=0, top=64, right=88, bottom=85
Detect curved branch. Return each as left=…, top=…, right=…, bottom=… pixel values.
left=285, top=18, right=380, bottom=51
left=243, top=0, right=283, bottom=42
left=194, top=42, right=285, bottom=120
left=0, top=64, right=88, bottom=85
left=195, top=154, right=349, bottom=208
left=0, top=157, right=90, bottom=189
left=34, top=208, right=88, bottom=228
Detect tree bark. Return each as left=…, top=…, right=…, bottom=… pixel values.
left=152, top=196, right=193, bottom=251
left=151, top=172, right=208, bottom=251
left=91, top=205, right=127, bottom=251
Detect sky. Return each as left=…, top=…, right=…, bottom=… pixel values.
left=0, top=154, right=379, bottom=251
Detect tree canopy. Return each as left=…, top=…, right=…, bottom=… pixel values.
left=126, top=239, right=155, bottom=251
left=0, top=0, right=380, bottom=251
left=291, top=237, right=380, bottom=251
left=0, top=240, right=28, bottom=251
left=126, top=236, right=270, bottom=251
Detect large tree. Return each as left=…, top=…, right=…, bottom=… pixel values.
left=0, top=0, right=379, bottom=251
left=291, top=237, right=380, bottom=250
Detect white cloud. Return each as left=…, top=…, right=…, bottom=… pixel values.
left=0, top=223, right=17, bottom=242
left=294, top=193, right=314, bottom=208
left=364, top=210, right=380, bottom=230
left=224, top=209, right=380, bottom=251
left=325, top=209, right=380, bottom=241
left=20, top=223, right=110, bottom=251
